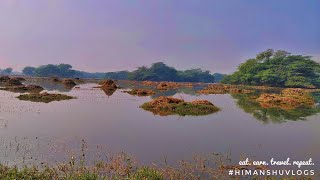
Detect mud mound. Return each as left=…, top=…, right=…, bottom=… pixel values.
left=62, top=79, right=76, bottom=86
left=198, top=84, right=254, bottom=94
left=256, top=88, right=315, bottom=109
left=99, top=79, right=117, bottom=90
left=17, top=92, right=75, bottom=103
left=124, top=89, right=156, bottom=96
left=140, top=96, right=219, bottom=116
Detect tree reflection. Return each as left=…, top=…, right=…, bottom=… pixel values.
left=231, top=93, right=320, bottom=124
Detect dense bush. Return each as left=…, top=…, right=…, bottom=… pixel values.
left=128, top=62, right=219, bottom=83
left=221, top=49, right=320, bottom=88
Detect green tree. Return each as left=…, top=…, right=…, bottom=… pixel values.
left=22, top=66, right=36, bottom=76
left=2, top=68, right=13, bottom=74
left=222, top=49, right=320, bottom=88
left=128, top=62, right=216, bottom=82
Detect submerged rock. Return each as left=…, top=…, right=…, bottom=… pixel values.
left=124, top=89, right=156, bottom=96
left=17, top=92, right=75, bottom=103
left=256, top=88, right=315, bottom=109
left=140, top=96, right=219, bottom=116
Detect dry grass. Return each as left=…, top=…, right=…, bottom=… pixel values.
left=141, top=96, right=220, bottom=116
left=256, top=88, right=315, bottom=109
left=198, top=84, right=255, bottom=94
left=17, top=92, right=75, bottom=103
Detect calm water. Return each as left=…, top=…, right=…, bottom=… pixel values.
left=0, top=80, right=319, bottom=168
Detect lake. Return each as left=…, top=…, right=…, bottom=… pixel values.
left=0, top=80, right=319, bottom=169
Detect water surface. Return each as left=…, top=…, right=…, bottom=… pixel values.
left=0, top=81, right=319, bottom=168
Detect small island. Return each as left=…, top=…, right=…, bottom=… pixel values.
left=140, top=96, right=220, bottom=116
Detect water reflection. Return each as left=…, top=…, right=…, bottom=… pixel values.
left=23, top=79, right=75, bottom=92
left=231, top=93, right=320, bottom=123
left=101, top=88, right=116, bottom=96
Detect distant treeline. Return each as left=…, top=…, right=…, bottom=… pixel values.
left=221, top=49, right=320, bottom=88
left=0, top=68, right=13, bottom=75
left=128, top=62, right=223, bottom=82
left=21, top=62, right=225, bottom=83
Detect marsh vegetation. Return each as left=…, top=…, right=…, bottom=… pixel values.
left=17, top=92, right=75, bottom=103
left=141, top=96, right=220, bottom=116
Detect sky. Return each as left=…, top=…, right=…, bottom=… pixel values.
left=0, top=0, right=319, bottom=73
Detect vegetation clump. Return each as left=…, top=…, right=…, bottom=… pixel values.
left=141, top=81, right=158, bottom=86
left=1, top=85, right=44, bottom=93
left=0, top=76, right=10, bottom=82
left=0, top=76, right=23, bottom=86
left=99, top=79, right=117, bottom=90
left=256, top=88, right=315, bottom=109
left=17, top=92, right=75, bottom=103
left=141, top=96, right=220, bottom=116
left=124, top=89, right=156, bottom=96
left=198, top=84, right=254, bottom=94
left=222, top=49, right=320, bottom=88
left=157, top=82, right=180, bottom=90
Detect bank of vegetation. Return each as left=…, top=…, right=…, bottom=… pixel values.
left=221, top=49, right=320, bottom=88
left=21, top=62, right=224, bottom=83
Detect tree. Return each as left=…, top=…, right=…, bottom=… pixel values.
left=2, top=68, right=13, bottom=74
left=22, top=66, right=36, bottom=76
left=128, top=62, right=216, bottom=82
left=222, top=49, right=320, bottom=88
